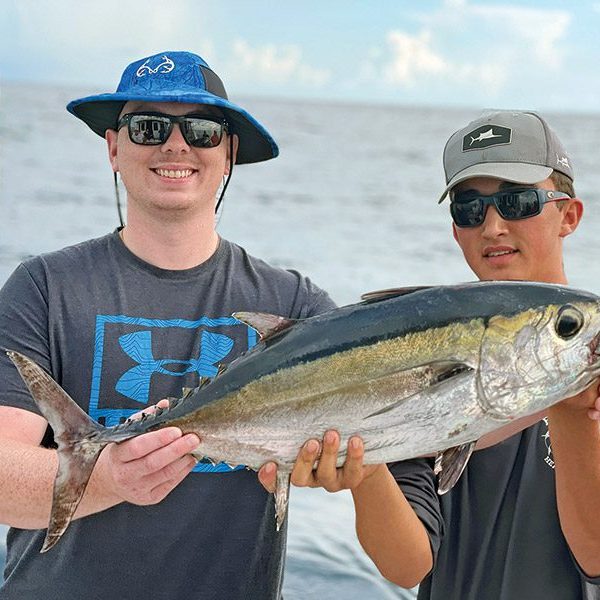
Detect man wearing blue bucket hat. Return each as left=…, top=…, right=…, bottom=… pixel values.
left=0, top=51, right=335, bottom=599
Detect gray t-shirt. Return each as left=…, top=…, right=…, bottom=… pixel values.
left=0, top=232, right=335, bottom=600
left=392, top=420, right=600, bottom=600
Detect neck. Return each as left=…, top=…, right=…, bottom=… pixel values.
left=543, top=265, right=568, bottom=286
left=121, top=209, right=219, bottom=270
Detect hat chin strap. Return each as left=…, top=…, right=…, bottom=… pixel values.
left=113, top=135, right=235, bottom=226
left=215, top=134, right=234, bottom=214
left=114, top=171, right=125, bottom=228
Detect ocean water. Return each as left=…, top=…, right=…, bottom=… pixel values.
left=1, top=83, right=600, bottom=598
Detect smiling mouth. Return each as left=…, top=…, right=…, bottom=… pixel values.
left=485, top=249, right=518, bottom=258
left=153, top=168, right=195, bottom=179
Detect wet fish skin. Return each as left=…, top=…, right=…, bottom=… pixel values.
left=7, top=280, right=600, bottom=552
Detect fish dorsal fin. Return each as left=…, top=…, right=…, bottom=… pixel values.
left=233, top=311, right=297, bottom=340
left=360, top=286, right=433, bottom=304
left=434, top=441, right=476, bottom=494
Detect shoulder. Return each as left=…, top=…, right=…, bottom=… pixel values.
left=222, top=240, right=336, bottom=317
left=17, top=233, right=115, bottom=280
left=223, top=240, right=304, bottom=281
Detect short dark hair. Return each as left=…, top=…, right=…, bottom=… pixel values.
left=550, top=170, right=575, bottom=198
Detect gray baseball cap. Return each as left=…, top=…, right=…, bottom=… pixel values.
left=438, top=110, right=573, bottom=203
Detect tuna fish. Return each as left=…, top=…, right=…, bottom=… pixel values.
left=7, top=281, right=600, bottom=552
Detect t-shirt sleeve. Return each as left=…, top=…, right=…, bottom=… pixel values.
left=571, top=550, right=600, bottom=588
left=388, top=458, right=444, bottom=564
left=0, top=261, right=51, bottom=416
left=286, top=270, right=337, bottom=318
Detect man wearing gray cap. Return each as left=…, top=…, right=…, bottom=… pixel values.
left=349, top=111, right=600, bottom=599
left=0, top=51, right=334, bottom=599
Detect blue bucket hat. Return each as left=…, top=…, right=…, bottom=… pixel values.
left=66, top=51, right=279, bottom=165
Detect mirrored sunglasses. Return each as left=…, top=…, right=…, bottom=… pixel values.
left=117, top=112, right=229, bottom=148
left=450, top=188, right=571, bottom=228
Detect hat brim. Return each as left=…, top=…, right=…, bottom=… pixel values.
left=438, top=162, right=553, bottom=203
left=67, top=91, right=278, bottom=165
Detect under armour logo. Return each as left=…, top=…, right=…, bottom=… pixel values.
left=115, top=329, right=233, bottom=403
left=136, top=55, right=175, bottom=77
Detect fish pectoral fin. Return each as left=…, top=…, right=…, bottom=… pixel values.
left=274, top=470, right=291, bottom=531
left=434, top=441, right=476, bottom=494
left=233, top=311, right=297, bottom=340
left=360, top=286, right=433, bottom=303
left=365, top=361, right=474, bottom=419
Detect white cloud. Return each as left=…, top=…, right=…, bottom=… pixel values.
left=383, top=31, right=447, bottom=85
left=227, top=39, right=330, bottom=87
left=366, top=0, right=572, bottom=96
left=466, top=4, right=571, bottom=68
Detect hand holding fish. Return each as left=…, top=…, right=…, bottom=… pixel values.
left=590, top=395, right=600, bottom=421
left=93, top=400, right=200, bottom=507
left=258, top=430, right=382, bottom=494
left=556, top=379, right=600, bottom=420
left=94, top=427, right=199, bottom=507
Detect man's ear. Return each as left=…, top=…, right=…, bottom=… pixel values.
left=559, top=198, right=583, bottom=238
left=224, top=135, right=239, bottom=176
left=105, top=129, right=119, bottom=172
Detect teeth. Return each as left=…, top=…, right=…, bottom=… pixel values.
left=155, top=169, right=193, bottom=179
left=487, top=250, right=514, bottom=257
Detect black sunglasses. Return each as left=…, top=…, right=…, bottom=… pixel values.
left=450, top=187, right=571, bottom=228
left=117, top=112, right=229, bottom=148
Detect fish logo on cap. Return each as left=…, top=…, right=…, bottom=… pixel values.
left=136, top=54, right=175, bottom=77
left=462, top=124, right=512, bottom=152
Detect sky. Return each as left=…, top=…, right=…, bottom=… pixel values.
left=1, top=0, right=600, bottom=113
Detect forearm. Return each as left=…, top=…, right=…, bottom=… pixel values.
left=0, top=438, right=121, bottom=529
left=548, top=404, right=600, bottom=576
left=352, top=465, right=433, bottom=588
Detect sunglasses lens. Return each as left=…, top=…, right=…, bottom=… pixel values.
left=451, top=189, right=546, bottom=227
left=451, top=199, right=485, bottom=227
left=128, top=115, right=171, bottom=145
left=183, top=119, right=224, bottom=148
left=123, top=114, right=226, bottom=147
left=496, top=189, right=540, bottom=220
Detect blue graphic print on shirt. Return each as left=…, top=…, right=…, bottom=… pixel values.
left=88, top=314, right=257, bottom=473
left=115, top=329, right=234, bottom=403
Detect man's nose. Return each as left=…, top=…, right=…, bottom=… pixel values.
left=481, top=206, right=509, bottom=237
left=161, top=123, right=190, bottom=152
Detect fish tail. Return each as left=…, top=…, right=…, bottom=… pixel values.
left=7, top=350, right=107, bottom=552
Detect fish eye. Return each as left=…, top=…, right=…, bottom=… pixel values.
left=555, top=305, right=584, bottom=339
